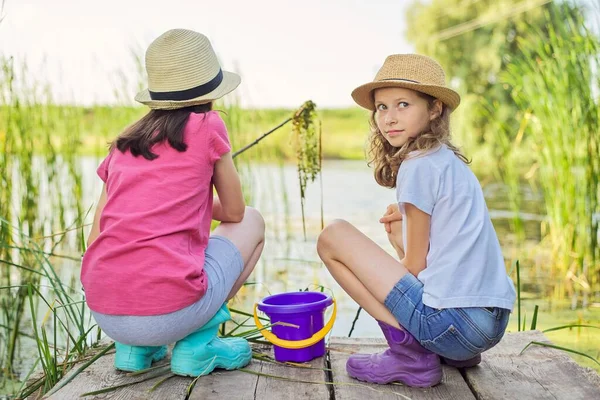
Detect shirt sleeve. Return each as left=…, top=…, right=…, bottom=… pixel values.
left=395, top=157, right=440, bottom=216
left=209, top=114, right=232, bottom=163
left=96, top=150, right=114, bottom=183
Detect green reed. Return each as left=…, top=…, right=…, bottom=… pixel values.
left=1, top=221, right=95, bottom=398
left=484, top=108, right=529, bottom=243
left=0, top=56, right=87, bottom=396
left=500, top=4, right=600, bottom=301
left=511, top=260, right=600, bottom=371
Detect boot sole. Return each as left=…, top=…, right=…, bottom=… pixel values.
left=442, top=354, right=481, bottom=368
left=171, top=347, right=252, bottom=377
left=443, top=359, right=481, bottom=368
left=347, top=365, right=442, bottom=387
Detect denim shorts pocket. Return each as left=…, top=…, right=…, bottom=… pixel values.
left=480, top=307, right=499, bottom=318
left=458, top=308, right=506, bottom=343
left=421, top=324, right=482, bottom=361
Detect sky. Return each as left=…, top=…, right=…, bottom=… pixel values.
left=0, top=0, right=415, bottom=108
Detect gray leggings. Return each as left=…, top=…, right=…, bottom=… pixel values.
left=92, top=236, right=243, bottom=346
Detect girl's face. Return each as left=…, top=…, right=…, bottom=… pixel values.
left=373, top=87, right=441, bottom=148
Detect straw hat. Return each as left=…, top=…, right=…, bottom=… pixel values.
left=351, top=54, right=460, bottom=111
left=135, top=29, right=240, bottom=110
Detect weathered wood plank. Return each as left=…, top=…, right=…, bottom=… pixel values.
left=44, top=346, right=190, bottom=400
left=38, top=332, right=600, bottom=400
left=328, top=337, right=476, bottom=400
left=185, top=362, right=261, bottom=400
left=253, top=350, right=330, bottom=400
left=42, top=344, right=274, bottom=400
left=186, top=346, right=267, bottom=400
left=464, top=330, right=600, bottom=400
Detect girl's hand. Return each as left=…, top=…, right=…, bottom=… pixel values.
left=380, top=203, right=402, bottom=233
left=381, top=204, right=405, bottom=259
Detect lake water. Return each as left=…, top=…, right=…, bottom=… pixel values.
left=11, top=158, right=600, bottom=379
left=70, top=158, right=548, bottom=338
left=228, top=160, right=545, bottom=337
left=232, top=160, right=600, bottom=371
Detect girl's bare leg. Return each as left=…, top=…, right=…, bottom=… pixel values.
left=212, top=207, right=266, bottom=300
left=317, top=219, right=409, bottom=328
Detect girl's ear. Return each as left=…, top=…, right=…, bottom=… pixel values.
left=429, top=99, right=443, bottom=120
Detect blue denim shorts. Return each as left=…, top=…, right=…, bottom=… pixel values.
left=384, top=273, right=510, bottom=361
left=92, top=235, right=244, bottom=346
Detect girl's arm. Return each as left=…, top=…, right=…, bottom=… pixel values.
left=401, top=203, right=430, bottom=277
left=88, top=184, right=108, bottom=247
left=212, top=152, right=245, bottom=222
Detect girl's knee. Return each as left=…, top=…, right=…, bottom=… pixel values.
left=317, top=219, right=351, bottom=256
left=322, top=219, right=352, bottom=236
left=243, top=206, right=265, bottom=238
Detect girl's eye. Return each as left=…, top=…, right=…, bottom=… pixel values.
left=399, top=102, right=409, bottom=108
left=376, top=104, right=387, bottom=111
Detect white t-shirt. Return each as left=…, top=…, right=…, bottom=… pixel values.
left=396, top=144, right=516, bottom=310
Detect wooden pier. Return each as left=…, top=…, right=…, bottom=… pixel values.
left=40, top=331, right=600, bottom=399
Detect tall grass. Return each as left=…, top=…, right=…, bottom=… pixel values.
left=0, top=56, right=89, bottom=396
left=485, top=107, right=529, bottom=242
left=500, top=3, right=600, bottom=303
left=2, top=223, right=96, bottom=398
left=512, top=260, right=600, bottom=372
left=0, top=104, right=369, bottom=161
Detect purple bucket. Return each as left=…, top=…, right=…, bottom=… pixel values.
left=255, top=292, right=335, bottom=363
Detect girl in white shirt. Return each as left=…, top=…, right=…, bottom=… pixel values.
left=317, top=54, right=516, bottom=388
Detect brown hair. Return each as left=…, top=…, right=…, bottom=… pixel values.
left=111, top=103, right=213, bottom=160
left=367, top=92, right=469, bottom=188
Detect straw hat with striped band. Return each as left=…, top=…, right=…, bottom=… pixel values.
left=351, top=54, right=460, bottom=111
left=135, top=29, right=240, bottom=110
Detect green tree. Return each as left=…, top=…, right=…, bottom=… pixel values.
left=405, top=0, right=578, bottom=144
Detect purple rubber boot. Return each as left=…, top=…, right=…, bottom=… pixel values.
left=346, top=321, right=442, bottom=387
left=442, top=354, right=481, bottom=368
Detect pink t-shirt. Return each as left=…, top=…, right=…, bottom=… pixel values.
left=81, top=111, right=231, bottom=316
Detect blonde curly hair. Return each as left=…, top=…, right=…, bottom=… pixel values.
left=367, top=92, right=469, bottom=189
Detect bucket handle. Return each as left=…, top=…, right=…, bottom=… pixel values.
left=253, top=299, right=337, bottom=349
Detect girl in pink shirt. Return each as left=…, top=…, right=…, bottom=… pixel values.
left=81, top=29, right=265, bottom=377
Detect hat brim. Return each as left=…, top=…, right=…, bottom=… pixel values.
left=351, top=80, right=460, bottom=111
left=135, top=71, right=241, bottom=110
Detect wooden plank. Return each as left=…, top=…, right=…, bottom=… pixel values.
left=42, top=343, right=281, bottom=400
left=187, top=352, right=263, bottom=400
left=186, top=365, right=261, bottom=400
left=39, top=332, right=600, bottom=400
left=328, top=337, right=476, bottom=400
left=464, top=330, right=600, bottom=400
left=253, top=348, right=330, bottom=399
left=44, top=346, right=190, bottom=400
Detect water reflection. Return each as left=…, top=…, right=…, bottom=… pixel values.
left=75, top=159, right=547, bottom=338
left=13, top=158, right=598, bottom=378
left=229, top=160, right=545, bottom=337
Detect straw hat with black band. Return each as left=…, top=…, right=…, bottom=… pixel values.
left=351, top=54, right=460, bottom=111
left=135, top=29, right=240, bottom=110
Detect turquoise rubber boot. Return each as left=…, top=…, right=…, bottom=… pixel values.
left=171, top=304, right=252, bottom=377
left=114, top=342, right=167, bottom=372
